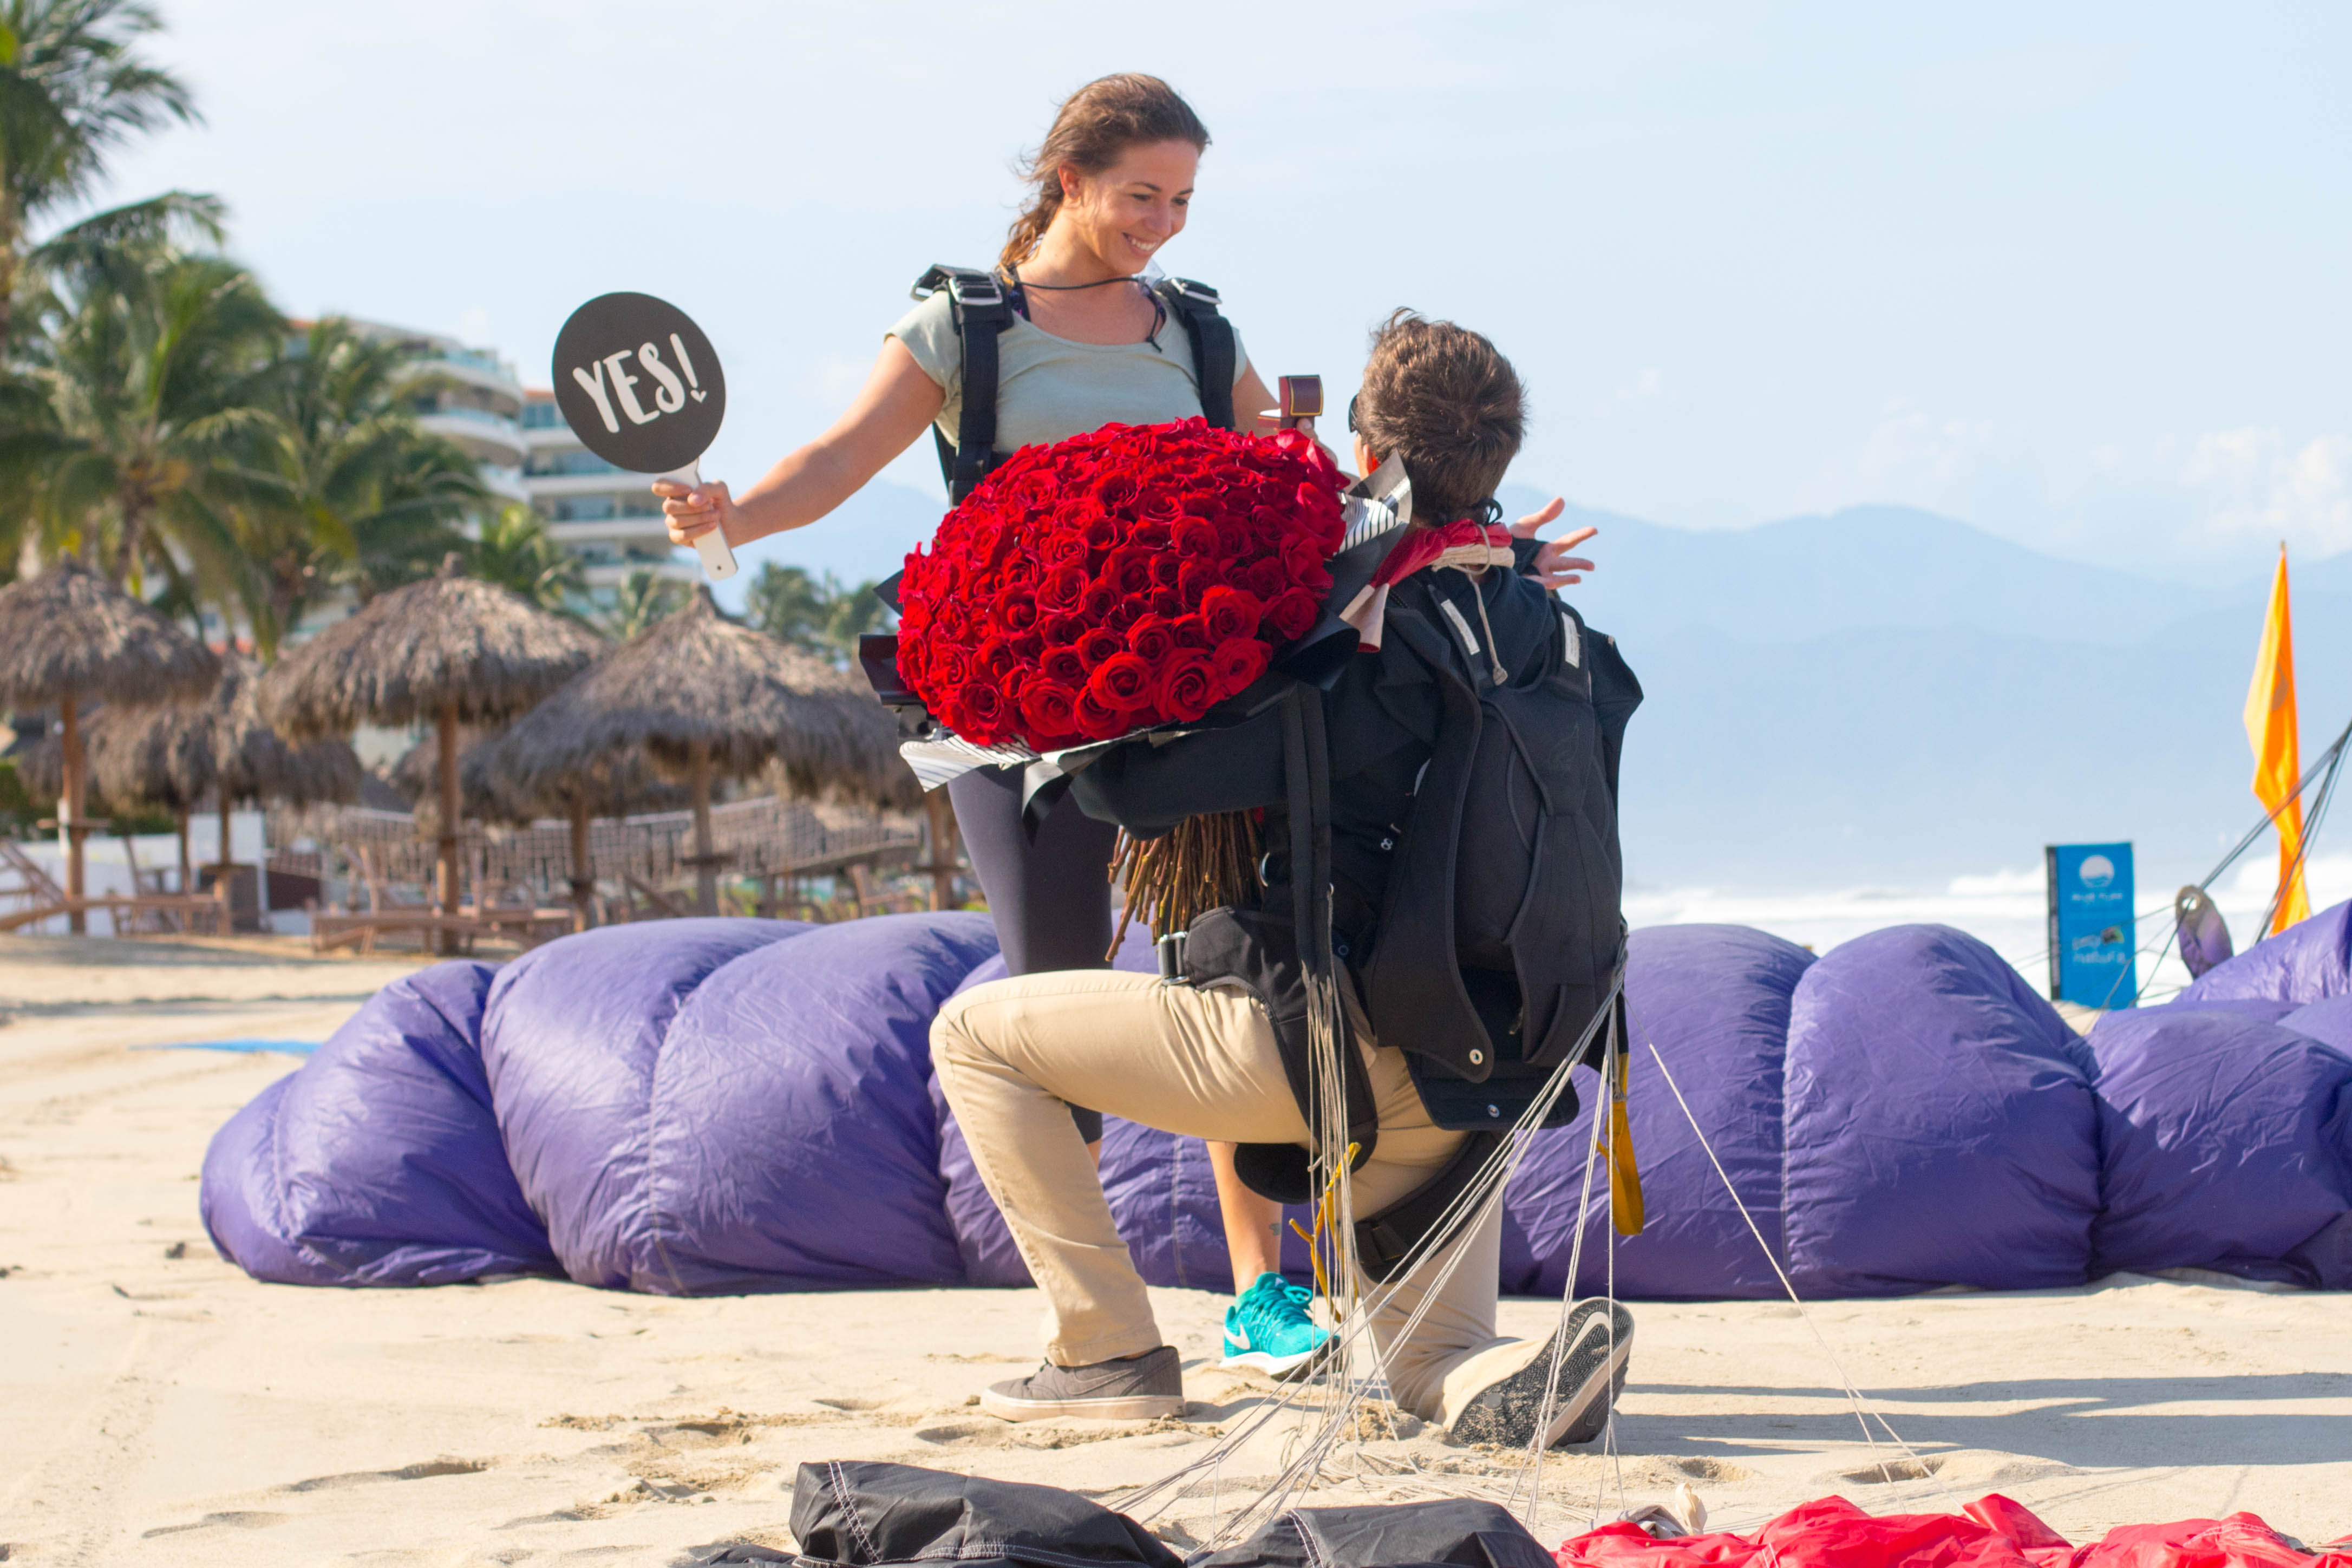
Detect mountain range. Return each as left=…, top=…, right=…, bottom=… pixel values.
left=724, top=478, right=2352, bottom=893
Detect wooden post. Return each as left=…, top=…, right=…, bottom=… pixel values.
left=925, top=789, right=959, bottom=912
left=60, top=696, right=87, bottom=933
left=569, top=798, right=593, bottom=932
left=175, top=809, right=191, bottom=896
left=436, top=700, right=461, bottom=956
left=689, top=739, right=717, bottom=917
left=210, top=778, right=235, bottom=931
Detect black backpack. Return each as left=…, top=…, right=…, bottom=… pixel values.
left=910, top=264, right=1238, bottom=502
left=1367, top=586, right=1642, bottom=1131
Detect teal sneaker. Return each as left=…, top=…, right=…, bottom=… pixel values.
left=1220, top=1271, right=1332, bottom=1380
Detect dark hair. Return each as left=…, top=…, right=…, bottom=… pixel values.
left=999, top=75, right=1211, bottom=272
left=1352, top=311, right=1525, bottom=524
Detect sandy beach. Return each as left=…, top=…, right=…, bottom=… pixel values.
left=2, top=934, right=2348, bottom=1566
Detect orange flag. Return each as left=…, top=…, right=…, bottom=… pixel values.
left=2243, top=546, right=2311, bottom=936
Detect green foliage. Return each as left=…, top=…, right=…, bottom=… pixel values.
left=8, top=238, right=282, bottom=589
left=0, top=755, right=32, bottom=821
left=599, top=567, right=691, bottom=642
left=107, top=802, right=172, bottom=835
left=469, top=503, right=584, bottom=613
left=0, top=0, right=203, bottom=359
left=210, top=317, right=485, bottom=651
left=744, top=562, right=891, bottom=667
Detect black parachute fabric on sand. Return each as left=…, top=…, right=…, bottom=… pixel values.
left=785, top=1461, right=1182, bottom=1568
left=769, top=1461, right=1553, bottom=1568
left=1191, top=1498, right=1555, bottom=1568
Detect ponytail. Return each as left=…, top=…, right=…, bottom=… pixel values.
left=999, top=74, right=1211, bottom=273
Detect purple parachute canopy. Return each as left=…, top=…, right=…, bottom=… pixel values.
left=204, top=904, right=2352, bottom=1298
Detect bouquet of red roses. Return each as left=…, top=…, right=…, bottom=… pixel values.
left=893, top=419, right=1347, bottom=754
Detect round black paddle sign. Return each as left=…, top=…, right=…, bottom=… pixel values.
left=551, top=292, right=726, bottom=475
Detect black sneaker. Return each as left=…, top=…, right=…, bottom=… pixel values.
left=981, top=1345, right=1185, bottom=1422
left=1448, top=1299, right=1634, bottom=1449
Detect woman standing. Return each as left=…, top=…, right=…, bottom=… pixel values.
left=657, top=74, right=1330, bottom=1375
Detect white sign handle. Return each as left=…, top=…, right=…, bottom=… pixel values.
left=667, top=459, right=737, bottom=581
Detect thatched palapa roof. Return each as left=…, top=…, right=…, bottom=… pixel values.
left=498, top=589, right=906, bottom=801
left=90, top=655, right=361, bottom=811
left=0, top=557, right=218, bottom=710
left=258, top=556, right=602, bottom=739
left=391, top=723, right=687, bottom=831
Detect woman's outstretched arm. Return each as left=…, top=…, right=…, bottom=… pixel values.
left=655, top=337, right=944, bottom=550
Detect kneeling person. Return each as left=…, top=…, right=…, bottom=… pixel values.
left=931, top=313, right=1637, bottom=1446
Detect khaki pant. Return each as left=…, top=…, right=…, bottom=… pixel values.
left=931, top=968, right=1535, bottom=1424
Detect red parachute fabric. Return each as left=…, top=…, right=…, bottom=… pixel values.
left=1553, top=1495, right=2348, bottom=1568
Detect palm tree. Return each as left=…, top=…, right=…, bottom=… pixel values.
left=468, top=503, right=584, bottom=613
left=600, top=567, right=691, bottom=641
left=745, top=560, right=892, bottom=668
left=0, top=0, right=206, bottom=361
left=211, top=317, right=484, bottom=653
left=7, top=239, right=278, bottom=590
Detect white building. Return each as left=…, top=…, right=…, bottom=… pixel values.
left=348, top=319, right=531, bottom=506
left=520, top=388, right=696, bottom=600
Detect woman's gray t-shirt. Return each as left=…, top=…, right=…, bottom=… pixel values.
left=888, top=286, right=1252, bottom=454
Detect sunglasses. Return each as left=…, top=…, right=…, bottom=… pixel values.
left=1347, top=393, right=1361, bottom=434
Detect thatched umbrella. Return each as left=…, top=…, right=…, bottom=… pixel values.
left=0, top=559, right=218, bottom=932
left=258, top=555, right=600, bottom=951
left=443, top=720, right=686, bottom=929
left=498, top=587, right=904, bottom=915
left=92, top=655, right=360, bottom=903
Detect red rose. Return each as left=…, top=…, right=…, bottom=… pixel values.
left=1074, top=686, right=1129, bottom=741
left=1281, top=534, right=1327, bottom=583
left=995, top=588, right=1039, bottom=633
left=1126, top=615, right=1175, bottom=663
left=1136, top=488, right=1181, bottom=524
left=1040, top=645, right=1086, bottom=684
left=1077, top=625, right=1126, bottom=669
left=1088, top=651, right=1156, bottom=713
left=1177, top=558, right=1223, bottom=607
left=1101, top=546, right=1154, bottom=597
left=1199, top=585, right=1264, bottom=644
left=1081, top=579, right=1123, bottom=624
left=1035, top=526, right=1090, bottom=569
left=1171, top=613, right=1213, bottom=650
left=962, top=679, right=1011, bottom=739
left=1172, top=515, right=1220, bottom=557
left=1266, top=587, right=1319, bottom=641
left=1149, top=589, right=1185, bottom=619
left=1095, top=473, right=1140, bottom=509
left=1212, top=637, right=1271, bottom=696
left=1040, top=563, right=1089, bottom=614
left=1020, top=678, right=1081, bottom=742
left=1239, top=558, right=1286, bottom=601
left=928, top=643, right=974, bottom=690
left=1009, top=631, right=1046, bottom=663
left=975, top=638, right=1019, bottom=682
left=1155, top=650, right=1217, bottom=719
left=1037, top=612, right=1084, bottom=646
left=1150, top=554, right=1184, bottom=590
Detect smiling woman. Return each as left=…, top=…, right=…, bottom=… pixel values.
left=648, top=71, right=1314, bottom=1370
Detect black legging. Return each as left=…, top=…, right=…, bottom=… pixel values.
left=948, top=765, right=1119, bottom=1143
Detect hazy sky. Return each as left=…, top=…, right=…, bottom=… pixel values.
left=83, top=0, right=2352, bottom=581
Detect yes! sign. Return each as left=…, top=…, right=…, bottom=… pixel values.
left=551, top=292, right=734, bottom=577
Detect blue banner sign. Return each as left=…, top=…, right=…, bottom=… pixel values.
left=2047, top=842, right=2136, bottom=1008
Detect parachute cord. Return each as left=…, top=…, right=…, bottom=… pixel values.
left=1631, top=1002, right=1966, bottom=1514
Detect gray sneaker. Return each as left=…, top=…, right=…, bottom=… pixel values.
left=1448, top=1299, right=1634, bottom=1449
left=981, top=1345, right=1185, bottom=1422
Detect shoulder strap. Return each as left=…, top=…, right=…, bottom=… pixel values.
left=1153, top=276, right=1236, bottom=430
left=912, top=265, right=1014, bottom=502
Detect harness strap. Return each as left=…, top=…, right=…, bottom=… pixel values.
left=912, top=264, right=1014, bottom=501
left=1155, top=276, right=1237, bottom=430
